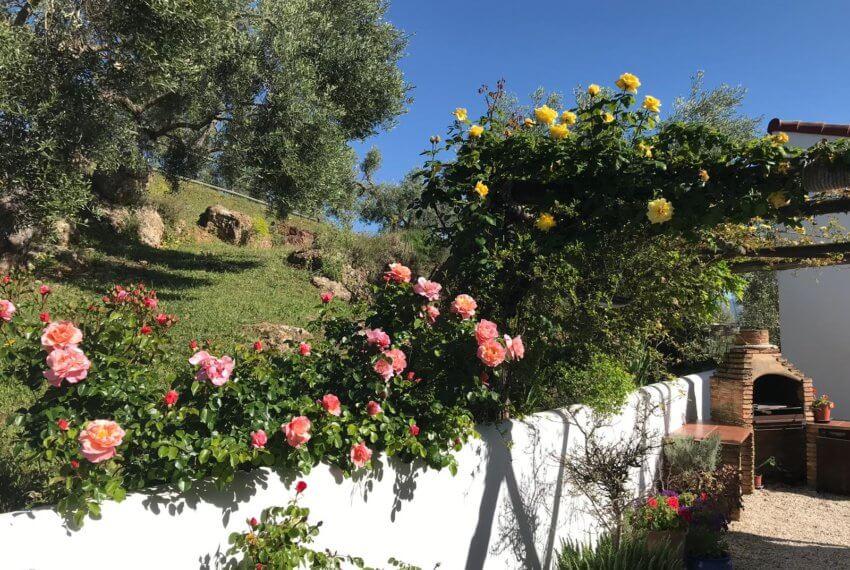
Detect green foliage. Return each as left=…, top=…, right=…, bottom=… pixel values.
left=6, top=268, right=521, bottom=523
left=0, top=0, right=407, bottom=228
left=666, top=70, right=760, bottom=142
left=664, top=434, right=722, bottom=476
left=545, top=354, right=635, bottom=414
left=252, top=216, right=271, bottom=238
left=358, top=171, right=431, bottom=231
left=739, top=271, right=780, bottom=345
left=228, top=498, right=420, bottom=569
left=630, top=493, right=690, bottom=532
left=558, top=535, right=682, bottom=570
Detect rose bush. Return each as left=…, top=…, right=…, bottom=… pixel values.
left=6, top=264, right=521, bottom=525
left=415, top=75, right=813, bottom=412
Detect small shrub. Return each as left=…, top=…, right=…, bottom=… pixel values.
left=253, top=216, right=271, bottom=237
left=558, top=535, right=681, bottom=570
left=664, top=434, right=721, bottom=476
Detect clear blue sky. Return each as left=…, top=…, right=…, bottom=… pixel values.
left=353, top=0, right=850, bottom=185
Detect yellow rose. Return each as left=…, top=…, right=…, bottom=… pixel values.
left=469, top=124, right=484, bottom=138
left=536, top=213, right=556, bottom=231
left=698, top=169, right=710, bottom=183
left=615, top=72, right=641, bottom=93
left=560, top=110, right=577, bottom=126
left=534, top=105, right=558, bottom=125
left=771, top=132, right=790, bottom=145
left=768, top=191, right=790, bottom=208
left=454, top=107, right=468, bottom=122
left=550, top=123, right=570, bottom=140
left=523, top=118, right=535, bottom=127
left=601, top=112, right=615, bottom=124
left=587, top=84, right=601, bottom=96
left=637, top=141, right=653, bottom=159
left=474, top=181, right=489, bottom=199
left=647, top=198, right=673, bottom=224
left=642, top=95, right=661, bottom=113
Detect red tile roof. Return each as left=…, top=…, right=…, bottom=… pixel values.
left=768, top=118, right=850, bottom=138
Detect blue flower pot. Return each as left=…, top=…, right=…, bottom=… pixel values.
left=686, top=554, right=733, bottom=570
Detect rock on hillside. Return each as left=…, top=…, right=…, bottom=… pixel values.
left=310, top=276, right=352, bottom=302
left=245, top=323, right=312, bottom=352
left=276, top=224, right=316, bottom=248
left=198, top=205, right=253, bottom=246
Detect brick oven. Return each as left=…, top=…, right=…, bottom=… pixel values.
left=710, top=329, right=814, bottom=489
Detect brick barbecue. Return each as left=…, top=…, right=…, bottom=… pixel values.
left=710, top=329, right=815, bottom=490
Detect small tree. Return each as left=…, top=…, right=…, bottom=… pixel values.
left=562, top=398, right=660, bottom=548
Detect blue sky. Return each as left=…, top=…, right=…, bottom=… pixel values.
left=353, top=0, right=850, bottom=185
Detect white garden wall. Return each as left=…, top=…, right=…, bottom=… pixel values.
left=0, top=372, right=711, bottom=570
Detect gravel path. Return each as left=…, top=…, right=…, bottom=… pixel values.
left=728, top=484, right=850, bottom=569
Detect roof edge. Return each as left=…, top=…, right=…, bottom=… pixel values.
left=768, top=118, right=850, bottom=137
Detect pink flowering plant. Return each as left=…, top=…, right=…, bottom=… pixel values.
left=7, top=265, right=523, bottom=525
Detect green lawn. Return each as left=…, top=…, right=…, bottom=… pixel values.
left=48, top=239, right=322, bottom=348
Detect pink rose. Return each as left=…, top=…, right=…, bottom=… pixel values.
left=41, top=321, right=83, bottom=351
left=505, top=335, right=525, bottom=361
left=373, top=357, right=394, bottom=382
left=321, top=394, right=341, bottom=416
left=57, top=418, right=69, bottom=431
left=365, top=328, right=391, bottom=350
left=349, top=441, right=373, bottom=469
left=413, top=277, right=442, bottom=301
left=189, top=350, right=235, bottom=386
left=78, top=419, right=125, bottom=463
left=384, top=348, right=407, bottom=374
left=253, top=340, right=263, bottom=352
left=116, top=289, right=128, bottom=301
left=143, top=297, right=158, bottom=309
left=250, top=429, right=268, bottom=449
left=283, top=416, right=312, bottom=448
left=421, top=305, right=440, bottom=324
left=367, top=400, right=383, bottom=416
left=477, top=339, right=506, bottom=368
left=409, top=424, right=420, bottom=437
left=39, top=312, right=50, bottom=323
left=44, top=346, right=91, bottom=387
left=383, top=263, right=412, bottom=284
left=451, top=294, right=477, bottom=320
left=0, top=299, right=16, bottom=322
left=39, top=285, right=52, bottom=298
left=299, top=342, right=312, bottom=356
left=475, top=319, right=499, bottom=345
left=321, top=292, right=334, bottom=303
left=295, top=480, right=307, bottom=494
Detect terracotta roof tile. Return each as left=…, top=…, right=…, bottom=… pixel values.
left=768, top=118, right=850, bottom=138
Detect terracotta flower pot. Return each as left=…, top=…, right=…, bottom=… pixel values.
left=646, top=529, right=686, bottom=556
left=814, top=406, right=832, bottom=423
left=754, top=474, right=764, bottom=489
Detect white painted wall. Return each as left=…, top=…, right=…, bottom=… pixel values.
left=0, top=373, right=711, bottom=570
left=776, top=129, right=850, bottom=419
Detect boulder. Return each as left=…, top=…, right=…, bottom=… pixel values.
left=103, top=206, right=131, bottom=233
left=277, top=224, right=316, bottom=249
left=198, top=205, right=253, bottom=246
left=136, top=207, right=164, bottom=248
left=245, top=323, right=312, bottom=352
left=287, top=248, right=323, bottom=270
left=310, top=276, right=352, bottom=302
left=341, top=264, right=371, bottom=301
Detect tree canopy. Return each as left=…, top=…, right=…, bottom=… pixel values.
left=0, top=0, right=408, bottom=227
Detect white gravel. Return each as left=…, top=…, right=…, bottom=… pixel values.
left=727, top=484, right=850, bottom=569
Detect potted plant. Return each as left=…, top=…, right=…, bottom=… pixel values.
left=812, top=394, right=835, bottom=423
left=631, top=491, right=690, bottom=555
left=686, top=526, right=732, bottom=570
left=684, top=497, right=732, bottom=570
left=754, top=456, right=777, bottom=489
